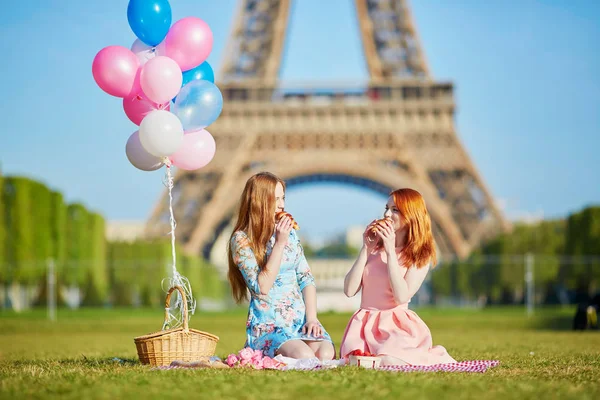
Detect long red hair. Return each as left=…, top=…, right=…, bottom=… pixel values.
left=227, top=172, right=285, bottom=303
left=377, top=188, right=437, bottom=268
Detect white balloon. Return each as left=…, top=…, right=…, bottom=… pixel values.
left=125, top=130, right=164, bottom=171
left=130, top=39, right=165, bottom=66
left=139, top=110, right=184, bottom=157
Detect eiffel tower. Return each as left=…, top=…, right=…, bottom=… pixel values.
left=145, top=0, right=507, bottom=261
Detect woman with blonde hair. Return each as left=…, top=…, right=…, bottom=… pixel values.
left=228, top=172, right=335, bottom=360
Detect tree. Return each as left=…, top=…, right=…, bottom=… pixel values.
left=0, top=172, right=5, bottom=284
left=30, top=181, right=53, bottom=270
left=82, top=213, right=108, bottom=306
left=3, top=177, right=35, bottom=284
left=315, top=243, right=359, bottom=258
left=108, top=241, right=137, bottom=306
left=65, top=203, right=90, bottom=286
left=562, top=207, right=600, bottom=294
left=50, top=191, right=67, bottom=273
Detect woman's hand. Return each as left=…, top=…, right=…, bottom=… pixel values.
left=275, top=215, right=293, bottom=247
left=362, top=220, right=378, bottom=251
left=302, top=318, right=323, bottom=337
left=377, top=219, right=396, bottom=253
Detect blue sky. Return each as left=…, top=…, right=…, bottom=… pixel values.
left=0, top=0, right=599, bottom=244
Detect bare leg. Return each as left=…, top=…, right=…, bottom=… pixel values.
left=276, top=340, right=316, bottom=359
left=306, top=341, right=336, bottom=361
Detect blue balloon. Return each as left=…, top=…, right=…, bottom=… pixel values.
left=127, top=0, right=172, bottom=47
left=182, top=62, right=215, bottom=85
left=173, top=62, right=215, bottom=103
left=173, top=80, right=223, bottom=131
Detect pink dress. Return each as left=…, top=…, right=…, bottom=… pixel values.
left=340, top=249, right=456, bottom=366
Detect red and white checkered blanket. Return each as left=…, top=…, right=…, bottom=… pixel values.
left=378, top=360, right=500, bottom=373
left=153, top=359, right=500, bottom=373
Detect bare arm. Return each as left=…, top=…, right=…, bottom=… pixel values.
left=384, top=248, right=429, bottom=304
left=296, top=243, right=317, bottom=320
left=344, top=246, right=369, bottom=297
left=378, top=221, right=430, bottom=304
left=257, top=241, right=286, bottom=295
left=257, top=216, right=293, bottom=295
left=294, top=232, right=323, bottom=337
left=344, top=220, right=379, bottom=297
left=302, top=284, right=318, bottom=321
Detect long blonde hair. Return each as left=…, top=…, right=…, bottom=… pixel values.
left=377, top=188, right=437, bottom=268
left=227, top=172, right=285, bottom=303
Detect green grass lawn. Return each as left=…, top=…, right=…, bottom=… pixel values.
left=1, top=306, right=599, bottom=399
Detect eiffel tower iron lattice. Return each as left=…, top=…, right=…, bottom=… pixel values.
left=145, top=0, right=508, bottom=261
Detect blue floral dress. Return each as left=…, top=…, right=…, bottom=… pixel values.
left=230, top=229, right=333, bottom=357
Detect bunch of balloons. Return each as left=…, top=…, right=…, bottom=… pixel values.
left=92, top=0, right=222, bottom=172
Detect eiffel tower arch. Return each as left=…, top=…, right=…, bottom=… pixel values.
left=144, top=0, right=508, bottom=262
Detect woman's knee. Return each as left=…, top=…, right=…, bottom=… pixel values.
left=278, top=341, right=316, bottom=359
left=315, top=342, right=335, bottom=361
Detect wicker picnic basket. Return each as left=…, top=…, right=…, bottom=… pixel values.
left=134, top=285, right=219, bottom=367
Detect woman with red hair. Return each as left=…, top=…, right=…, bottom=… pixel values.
left=340, top=188, right=456, bottom=366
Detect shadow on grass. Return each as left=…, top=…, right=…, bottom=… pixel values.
left=529, top=306, right=600, bottom=332
left=531, top=315, right=574, bottom=331
left=8, top=356, right=141, bottom=368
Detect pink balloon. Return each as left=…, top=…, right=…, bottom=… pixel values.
left=129, top=68, right=143, bottom=98
left=165, top=17, right=213, bottom=72
left=92, top=46, right=140, bottom=98
left=123, top=94, right=170, bottom=126
left=140, top=56, right=183, bottom=104
left=169, top=129, right=216, bottom=170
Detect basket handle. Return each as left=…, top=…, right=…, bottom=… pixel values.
left=163, top=285, right=189, bottom=331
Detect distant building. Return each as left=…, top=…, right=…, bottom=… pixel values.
left=346, top=225, right=364, bottom=249
left=105, top=220, right=146, bottom=242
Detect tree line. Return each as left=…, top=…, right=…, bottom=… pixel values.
left=431, top=207, right=600, bottom=304
left=0, top=175, right=225, bottom=307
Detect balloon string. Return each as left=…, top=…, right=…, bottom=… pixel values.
left=160, top=158, right=196, bottom=330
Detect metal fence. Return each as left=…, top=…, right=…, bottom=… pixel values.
left=1, top=254, right=599, bottom=316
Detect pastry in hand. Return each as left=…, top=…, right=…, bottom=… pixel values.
left=367, top=218, right=391, bottom=241
left=276, top=211, right=299, bottom=230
